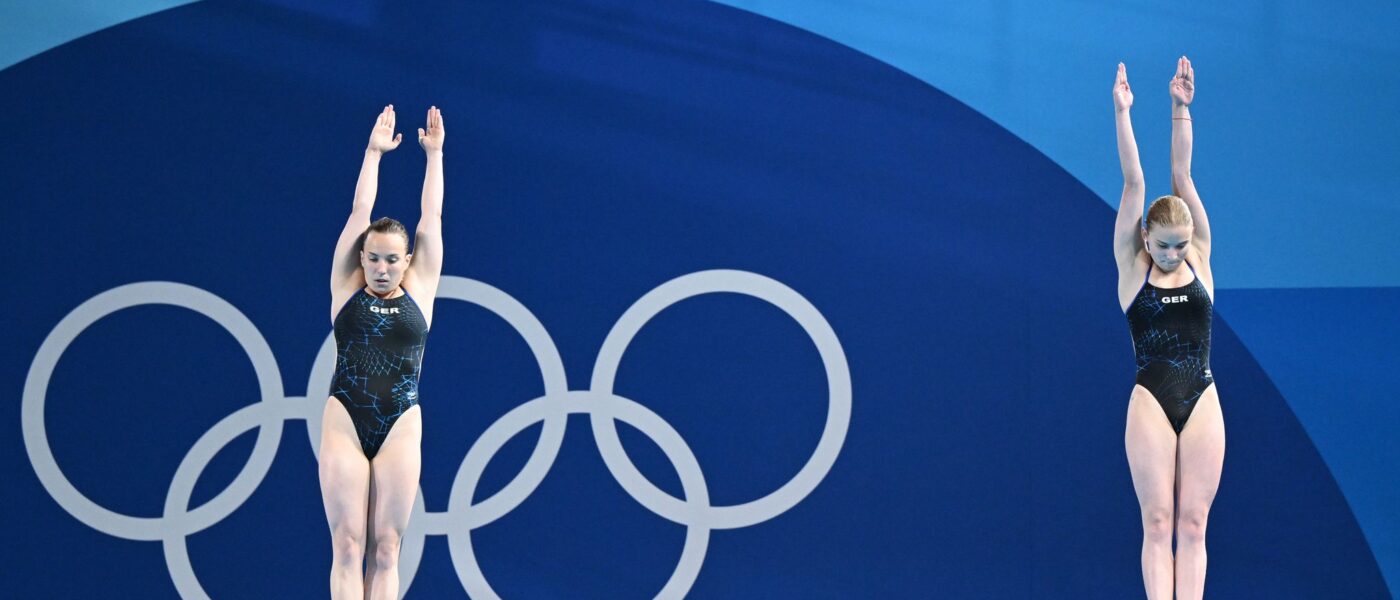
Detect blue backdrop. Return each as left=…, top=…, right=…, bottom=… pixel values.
left=4, top=1, right=1396, bottom=598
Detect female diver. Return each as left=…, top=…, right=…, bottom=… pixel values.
left=1114, top=57, right=1224, bottom=600
left=319, top=104, right=445, bottom=599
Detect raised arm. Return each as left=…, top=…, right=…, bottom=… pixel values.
left=331, top=106, right=402, bottom=302
left=406, top=106, right=445, bottom=296
left=1113, top=63, right=1146, bottom=267
left=1170, top=56, right=1211, bottom=256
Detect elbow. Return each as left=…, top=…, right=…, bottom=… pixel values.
left=1171, top=169, right=1192, bottom=183
left=419, top=200, right=443, bottom=218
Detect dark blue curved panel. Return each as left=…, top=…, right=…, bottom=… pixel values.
left=1220, top=286, right=1400, bottom=590
left=1, top=0, right=1387, bottom=597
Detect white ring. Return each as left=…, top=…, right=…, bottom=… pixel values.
left=21, top=282, right=285, bottom=541
left=445, top=391, right=711, bottom=600
left=589, top=270, right=851, bottom=529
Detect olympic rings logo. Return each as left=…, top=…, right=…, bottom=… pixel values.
left=22, top=270, right=851, bottom=599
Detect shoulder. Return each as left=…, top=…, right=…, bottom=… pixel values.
left=399, top=278, right=436, bottom=325
left=330, top=284, right=363, bottom=324
left=1186, top=244, right=1212, bottom=277
left=1117, top=250, right=1151, bottom=312
left=1119, top=249, right=1151, bottom=280
left=1187, top=251, right=1214, bottom=300
left=401, top=271, right=436, bottom=301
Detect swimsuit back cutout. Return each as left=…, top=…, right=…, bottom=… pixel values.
left=1126, top=262, right=1214, bottom=433
left=330, top=287, right=429, bottom=458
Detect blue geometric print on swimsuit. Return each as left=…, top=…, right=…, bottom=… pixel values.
left=330, top=289, right=429, bottom=458
left=1126, top=272, right=1214, bottom=433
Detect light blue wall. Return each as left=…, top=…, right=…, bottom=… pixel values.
left=716, top=0, right=1400, bottom=290
left=0, top=1, right=197, bottom=70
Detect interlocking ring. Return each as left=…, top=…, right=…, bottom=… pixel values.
left=23, top=270, right=851, bottom=599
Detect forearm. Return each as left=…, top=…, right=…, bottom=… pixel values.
left=353, top=149, right=384, bottom=213
left=420, top=151, right=443, bottom=219
left=1171, top=103, right=1210, bottom=245
left=1116, top=109, right=1145, bottom=187
left=1171, top=104, right=1192, bottom=180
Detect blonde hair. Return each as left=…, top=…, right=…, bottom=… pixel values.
left=1144, top=195, right=1192, bottom=232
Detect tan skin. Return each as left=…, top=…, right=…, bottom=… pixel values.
left=319, top=105, right=445, bottom=600
left=1113, top=58, right=1224, bottom=600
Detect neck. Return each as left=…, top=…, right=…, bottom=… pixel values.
left=365, top=286, right=402, bottom=299
left=1151, top=261, right=1193, bottom=283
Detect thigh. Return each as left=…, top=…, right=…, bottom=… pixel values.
left=370, top=405, right=423, bottom=536
left=319, top=397, right=370, bottom=533
left=1126, top=386, right=1179, bottom=512
left=1177, top=385, right=1225, bottom=512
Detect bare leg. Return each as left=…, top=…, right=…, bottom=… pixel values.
left=319, top=398, right=370, bottom=600
left=363, top=475, right=379, bottom=599
left=1126, top=386, right=1178, bottom=600
left=366, top=405, right=422, bottom=600
left=1174, top=386, right=1225, bottom=600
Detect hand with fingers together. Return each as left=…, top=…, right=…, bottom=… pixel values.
left=367, top=104, right=404, bottom=155
left=1170, top=56, right=1195, bottom=107
left=1114, top=62, right=1134, bottom=113
left=418, top=106, right=445, bottom=155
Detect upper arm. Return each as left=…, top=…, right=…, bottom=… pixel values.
left=406, top=214, right=443, bottom=294
left=331, top=208, right=370, bottom=291
left=1113, top=184, right=1146, bottom=269
left=1187, top=246, right=1215, bottom=301
left=1117, top=249, right=1149, bottom=312
left=1173, top=175, right=1212, bottom=256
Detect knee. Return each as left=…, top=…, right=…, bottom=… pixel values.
left=330, top=526, right=365, bottom=565
left=373, top=529, right=404, bottom=568
left=1177, top=507, right=1209, bottom=544
left=1142, top=507, right=1174, bottom=544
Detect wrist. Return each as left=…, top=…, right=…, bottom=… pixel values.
left=424, top=149, right=443, bottom=158
left=1172, top=104, right=1191, bottom=117
left=365, top=147, right=384, bottom=157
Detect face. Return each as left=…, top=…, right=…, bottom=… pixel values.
left=360, top=231, right=411, bottom=296
left=1142, top=224, right=1192, bottom=271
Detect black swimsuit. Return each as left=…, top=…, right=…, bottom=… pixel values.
left=330, top=288, right=429, bottom=458
left=1126, top=262, right=1214, bottom=433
